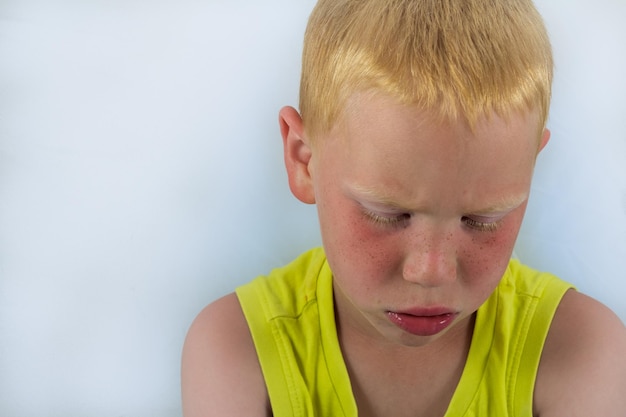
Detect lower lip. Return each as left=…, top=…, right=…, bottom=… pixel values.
left=386, top=311, right=458, bottom=337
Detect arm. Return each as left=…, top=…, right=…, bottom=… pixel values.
left=534, top=290, right=626, bottom=416
left=181, top=293, right=271, bottom=417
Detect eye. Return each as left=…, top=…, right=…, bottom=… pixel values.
left=461, top=215, right=503, bottom=232
left=363, top=209, right=411, bottom=229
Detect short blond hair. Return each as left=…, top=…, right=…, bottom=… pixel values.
left=299, top=0, right=553, bottom=141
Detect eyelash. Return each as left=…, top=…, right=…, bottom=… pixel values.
left=363, top=210, right=503, bottom=233
left=461, top=216, right=502, bottom=232
left=362, top=210, right=410, bottom=229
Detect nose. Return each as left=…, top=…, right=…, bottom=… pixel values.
left=402, top=229, right=458, bottom=287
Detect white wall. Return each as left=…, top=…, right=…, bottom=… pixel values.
left=0, top=1, right=623, bottom=416
left=517, top=0, right=626, bottom=319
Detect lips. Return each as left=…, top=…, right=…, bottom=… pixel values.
left=386, top=309, right=458, bottom=337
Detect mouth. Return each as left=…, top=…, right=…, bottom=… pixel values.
left=386, top=309, right=458, bottom=337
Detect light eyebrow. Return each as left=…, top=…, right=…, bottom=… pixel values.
left=345, top=183, right=411, bottom=210
left=470, top=194, right=528, bottom=214
left=347, top=183, right=528, bottom=214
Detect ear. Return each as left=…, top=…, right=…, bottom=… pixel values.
left=538, top=128, right=551, bottom=153
left=279, top=106, right=316, bottom=204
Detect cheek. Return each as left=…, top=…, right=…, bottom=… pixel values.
left=459, top=214, right=524, bottom=289
left=320, top=204, right=400, bottom=285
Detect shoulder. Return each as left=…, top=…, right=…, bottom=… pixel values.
left=534, top=289, right=626, bottom=416
left=181, top=293, right=270, bottom=417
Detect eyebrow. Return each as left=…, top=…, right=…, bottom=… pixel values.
left=345, top=183, right=528, bottom=214
left=345, top=184, right=406, bottom=208
left=471, top=194, right=528, bottom=214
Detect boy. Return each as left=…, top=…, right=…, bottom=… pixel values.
left=182, top=0, right=626, bottom=415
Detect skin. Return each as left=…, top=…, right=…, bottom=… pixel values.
left=181, top=93, right=626, bottom=417
left=303, top=94, right=540, bottom=352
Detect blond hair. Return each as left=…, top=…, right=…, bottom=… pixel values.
left=299, top=0, right=553, bottom=141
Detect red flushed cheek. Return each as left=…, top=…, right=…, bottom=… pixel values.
left=462, top=221, right=520, bottom=286
left=325, top=213, right=401, bottom=283
left=349, top=221, right=398, bottom=268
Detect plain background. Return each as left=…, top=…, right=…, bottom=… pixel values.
left=0, top=0, right=624, bottom=416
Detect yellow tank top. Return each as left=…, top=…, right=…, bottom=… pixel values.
left=236, top=247, right=573, bottom=416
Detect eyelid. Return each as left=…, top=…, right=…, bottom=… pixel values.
left=358, top=199, right=406, bottom=213
left=462, top=211, right=509, bottom=232
left=359, top=203, right=411, bottom=228
left=467, top=212, right=508, bottom=223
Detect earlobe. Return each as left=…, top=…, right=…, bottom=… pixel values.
left=279, top=106, right=316, bottom=204
left=538, top=128, right=551, bottom=153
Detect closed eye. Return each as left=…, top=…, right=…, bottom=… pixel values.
left=363, top=209, right=411, bottom=229
left=461, top=215, right=503, bottom=232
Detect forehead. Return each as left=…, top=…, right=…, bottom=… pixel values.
left=336, top=91, right=541, bottom=143
left=318, top=93, right=541, bottom=213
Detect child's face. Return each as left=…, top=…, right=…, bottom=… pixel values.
left=306, top=94, right=547, bottom=347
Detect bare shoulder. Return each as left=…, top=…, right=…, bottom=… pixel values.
left=181, top=293, right=270, bottom=417
left=534, top=289, right=626, bottom=416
